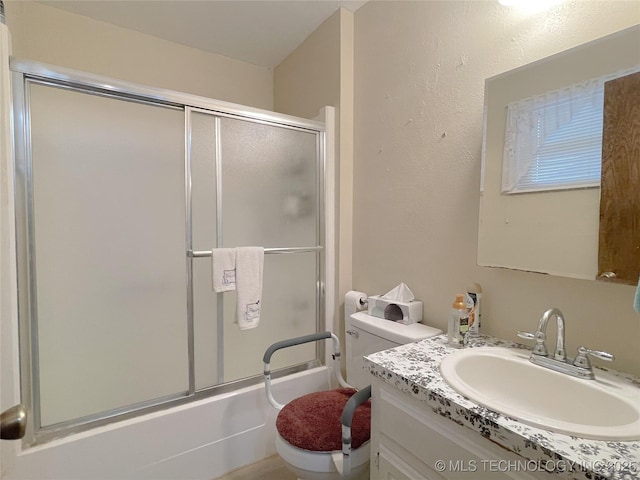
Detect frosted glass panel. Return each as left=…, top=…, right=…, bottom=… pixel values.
left=190, top=111, right=220, bottom=389
left=220, top=118, right=319, bottom=247
left=29, top=84, right=188, bottom=426
left=223, top=253, right=318, bottom=382
left=190, top=111, right=322, bottom=389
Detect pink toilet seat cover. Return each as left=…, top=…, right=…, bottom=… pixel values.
left=276, top=388, right=371, bottom=452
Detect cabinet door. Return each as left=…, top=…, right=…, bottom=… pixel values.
left=598, top=71, right=640, bottom=284
left=371, top=381, right=547, bottom=480
left=377, top=444, right=439, bottom=480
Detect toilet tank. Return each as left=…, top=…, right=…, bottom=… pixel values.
left=345, top=311, right=442, bottom=389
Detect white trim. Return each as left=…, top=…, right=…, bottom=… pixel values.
left=320, top=106, right=337, bottom=367
left=0, top=21, right=23, bottom=477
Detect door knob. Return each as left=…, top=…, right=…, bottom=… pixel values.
left=598, top=271, right=617, bottom=279
left=1, top=404, right=27, bottom=440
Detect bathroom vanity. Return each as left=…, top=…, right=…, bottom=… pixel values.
left=364, top=336, right=640, bottom=480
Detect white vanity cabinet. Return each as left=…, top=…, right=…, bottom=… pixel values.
left=370, top=379, right=547, bottom=480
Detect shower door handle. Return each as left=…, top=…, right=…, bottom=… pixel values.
left=1, top=404, right=27, bottom=440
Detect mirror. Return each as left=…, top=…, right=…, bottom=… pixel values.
left=478, top=25, right=639, bottom=284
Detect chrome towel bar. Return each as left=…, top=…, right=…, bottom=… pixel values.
left=189, top=246, right=323, bottom=258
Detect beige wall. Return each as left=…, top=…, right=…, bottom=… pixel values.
left=274, top=8, right=355, bottom=342
left=5, top=1, right=273, bottom=110
left=354, top=1, right=640, bottom=375
left=6, top=0, right=639, bottom=376
left=274, top=9, right=341, bottom=118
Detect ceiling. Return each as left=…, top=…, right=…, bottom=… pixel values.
left=39, top=1, right=367, bottom=69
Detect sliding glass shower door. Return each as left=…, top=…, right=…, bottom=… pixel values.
left=25, top=82, right=189, bottom=428
left=190, top=110, right=321, bottom=389
left=12, top=62, right=326, bottom=443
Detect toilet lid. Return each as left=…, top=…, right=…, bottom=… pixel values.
left=276, top=388, right=371, bottom=452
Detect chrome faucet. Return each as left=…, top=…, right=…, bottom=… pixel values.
left=517, top=308, right=614, bottom=380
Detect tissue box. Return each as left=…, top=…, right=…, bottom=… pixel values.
left=367, top=295, right=423, bottom=325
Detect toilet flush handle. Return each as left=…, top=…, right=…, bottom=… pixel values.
left=346, top=329, right=359, bottom=339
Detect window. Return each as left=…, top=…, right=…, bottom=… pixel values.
left=501, top=66, right=640, bottom=194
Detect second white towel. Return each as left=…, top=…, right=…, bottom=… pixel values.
left=235, top=247, right=264, bottom=330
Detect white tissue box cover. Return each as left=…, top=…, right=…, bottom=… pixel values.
left=367, top=295, right=423, bottom=325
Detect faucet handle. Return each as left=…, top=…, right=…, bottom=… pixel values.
left=573, top=346, right=614, bottom=369
left=517, top=330, right=548, bottom=356
left=517, top=331, right=535, bottom=340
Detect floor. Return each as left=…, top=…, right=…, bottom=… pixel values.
left=214, top=455, right=296, bottom=480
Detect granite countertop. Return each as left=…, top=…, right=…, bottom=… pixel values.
left=363, top=335, right=640, bottom=480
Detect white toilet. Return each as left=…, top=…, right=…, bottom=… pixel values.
left=346, top=310, right=442, bottom=389
left=267, top=307, right=442, bottom=480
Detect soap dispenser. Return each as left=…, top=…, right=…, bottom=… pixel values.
left=448, top=294, right=469, bottom=348
left=465, top=282, right=482, bottom=337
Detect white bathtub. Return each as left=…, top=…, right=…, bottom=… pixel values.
left=4, top=367, right=332, bottom=480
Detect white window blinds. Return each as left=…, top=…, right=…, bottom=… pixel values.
left=501, top=66, right=640, bottom=194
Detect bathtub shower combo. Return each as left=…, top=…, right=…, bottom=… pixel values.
left=3, top=58, right=334, bottom=477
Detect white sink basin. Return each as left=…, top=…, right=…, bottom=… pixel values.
left=439, top=347, right=640, bottom=441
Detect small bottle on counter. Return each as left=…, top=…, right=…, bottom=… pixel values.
left=448, top=294, right=470, bottom=348
left=465, top=282, right=482, bottom=337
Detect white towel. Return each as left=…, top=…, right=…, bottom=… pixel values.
left=211, top=248, right=236, bottom=292
left=235, top=247, right=264, bottom=330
